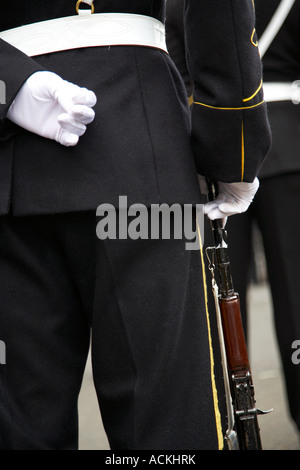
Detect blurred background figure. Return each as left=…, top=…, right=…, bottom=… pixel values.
left=166, top=0, right=300, bottom=438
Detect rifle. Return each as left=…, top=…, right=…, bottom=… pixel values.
left=205, top=180, right=271, bottom=450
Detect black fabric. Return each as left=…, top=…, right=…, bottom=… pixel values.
left=165, top=0, right=193, bottom=96
left=0, top=211, right=225, bottom=450
left=0, top=212, right=94, bottom=449
left=92, top=216, right=224, bottom=450
left=0, top=0, right=166, bottom=30
left=259, top=101, right=300, bottom=178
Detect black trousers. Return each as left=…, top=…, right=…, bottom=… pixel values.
left=219, top=173, right=300, bottom=432
left=0, top=211, right=224, bottom=450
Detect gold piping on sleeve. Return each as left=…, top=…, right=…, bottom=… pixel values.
left=193, top=100, right=265, bottom=110
left=243, top=79, right=263, bottom=102
left=241, top=121, right=245, bottom=181
left=197, top=221, right=224, bottom=450
left=251, top=28, right=259, bottom=47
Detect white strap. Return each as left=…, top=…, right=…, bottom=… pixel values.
left=263, top=81, right=300, bottom=103
left=258, top=0, right=295, bottom=58
left=0, top=13, right=168, bottom=57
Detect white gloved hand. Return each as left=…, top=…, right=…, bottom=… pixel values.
left=7, top=71, right=97, bottom=146
left=203, top=177, right=260, bottom=220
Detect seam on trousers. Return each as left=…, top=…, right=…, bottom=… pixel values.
left=100, top=239, right=139, bottom=449
left=133, top=48, right=161, bottom=204
left=197, top=221, right=224, bottom=450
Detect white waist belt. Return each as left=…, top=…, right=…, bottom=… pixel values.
left=263, top=81, right=300, bottom=104
left=0, top=13, right=168, bottom=57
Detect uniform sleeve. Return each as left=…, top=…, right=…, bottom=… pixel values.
left=184, top=0, right=272, bottom=182
left=0, top=39, right=44, bottom=136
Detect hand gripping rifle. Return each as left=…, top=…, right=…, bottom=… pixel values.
left=205, top=180, right=272, bottom=450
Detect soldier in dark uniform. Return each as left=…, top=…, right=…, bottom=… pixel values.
left=0, top=1, right=271, bottom=450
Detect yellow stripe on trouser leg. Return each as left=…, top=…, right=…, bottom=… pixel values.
left=241, top=120, right=245, bottom=181
left=197, top=222, right=224, bottom=450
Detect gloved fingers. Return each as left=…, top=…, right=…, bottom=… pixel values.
left=204, top=197, right=230, bottom=221
left=40, top=72, right=96, bottom=109
left=204, top=192, right=242, bottom=220
left=6, top=70, right=96, bottom=147
left=69, top=104, right=95, bottom=125
left=206, top=198, right=250, bottom=220
left=204, top=200, right=228, bottom=228
left=58, top=113, right=87, bottom=136
left=204, top=177, right=259, bottom=218
left=57, top=129, right=80, bottom=147
left=205, top=204, right=229, bottom=227
left=56, top=84, right=97, bottom=113
left=218, top=192, right=250, bottom=215
left=218, top=200, right=249, bottom=215
left=71, top=88, right=97, bottom=107
left=205, top=206, right=228, bottom=220
left=218, top=178, right=260, bottom=202
left=203, top=201, right=218, bottom=215
left=203, top=194, right=227, bottom=214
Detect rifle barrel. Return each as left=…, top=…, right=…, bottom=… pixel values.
left=206, top=179, right=264, bottom=450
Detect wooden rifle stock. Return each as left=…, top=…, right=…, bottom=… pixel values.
left=206, top=180, right=270, bottom=450
left=219, top=295, right=263, bottom=450
left=219, top=295, right=250, bottom=376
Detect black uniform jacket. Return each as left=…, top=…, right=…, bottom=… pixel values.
left=0, top=0, right=271, bottom=216
left=254, top=0, right=300, bottom=179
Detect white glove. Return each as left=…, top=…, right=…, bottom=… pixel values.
left=7, top=71, right=97, bottom=146
left=203, top=177, right=260, bottom=220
